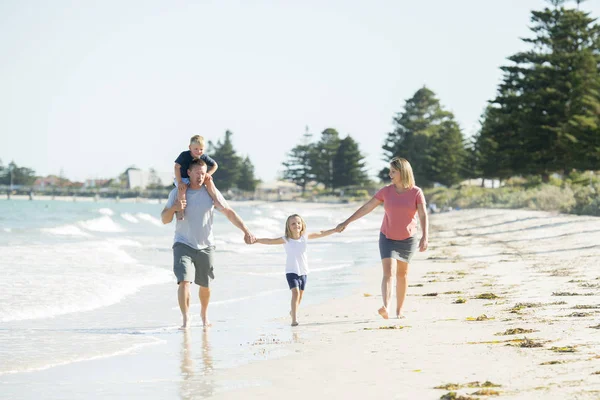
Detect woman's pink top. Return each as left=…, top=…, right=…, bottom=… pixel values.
left=374, top=185, right=426, bottom=241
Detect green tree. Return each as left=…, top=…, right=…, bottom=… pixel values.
left=0, top=161, right=37, bottom=186
left=282, top=127, right=314, bottom=195
left=483, top=0, right=600, bottom=180
left=381, top=87, right=466, bottom=187
left=210, top=130, right=241, bottom=191
left=310, top=128, right=341, bottom=191
left=237, top=155, right=260, bottom=191
left=332, top=135, right=369, bottom=188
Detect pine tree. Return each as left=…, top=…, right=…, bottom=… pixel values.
left=282, top=127, right=314, bottom=195
left=210, top=130, right=241, bottom=191
left=484, top=0, right=600, bottom=180
left=310, top=128, right=341, bottom=191
left=381, top=87, right=466, bottom=187
left=332, top=135, right=369, bottom=188
left=237, top=155, right=259, bottom=192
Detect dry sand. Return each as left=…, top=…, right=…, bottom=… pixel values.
left=204, top=208, right=600, bottom=400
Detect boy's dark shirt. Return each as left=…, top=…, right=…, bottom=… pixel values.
left=175, top=151, right=217, bottom=179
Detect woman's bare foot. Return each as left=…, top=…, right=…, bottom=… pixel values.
left=396, top=313, right=406, bottom=319
left=291, top=321, right=299, bottom=326
left=378, top=306, right=389, bottom=319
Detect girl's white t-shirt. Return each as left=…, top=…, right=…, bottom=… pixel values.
left=282, top=234, right=308, bottom=275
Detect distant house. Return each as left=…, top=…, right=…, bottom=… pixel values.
left=33, top=176, right=61, bottom=188
left=84, top=179, right=111, bottom=189
left=255, top=180, right=302, bottom=200
left=127, top=169, right=173, bottom=190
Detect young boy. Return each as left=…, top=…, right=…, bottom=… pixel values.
left=174, top=135, right=222, bottom=220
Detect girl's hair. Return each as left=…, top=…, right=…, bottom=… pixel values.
left=390, top=157, right=416, bottom=189
left=284, top=214, right=306, bottom=238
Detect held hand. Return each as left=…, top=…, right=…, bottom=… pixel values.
left=244, top=232, right=256, bottom=244
left=177, top=184, right=187, bottom=193
left=419, top=236, right=428, bottom=252
left=335, top=223, right=347, bottom=233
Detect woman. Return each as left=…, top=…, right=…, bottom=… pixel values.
left=337, top=157, right=428, bottom=319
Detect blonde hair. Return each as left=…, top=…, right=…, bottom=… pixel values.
left=390, top=157, right=415, bottom=189
left=190, top=135, right=205, bottom=146
left=284, top=214, right=306, bottom=238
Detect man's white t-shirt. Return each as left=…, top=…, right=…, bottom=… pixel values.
left=283, top=234, right=308, bottom=275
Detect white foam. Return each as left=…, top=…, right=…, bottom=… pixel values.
left=0, top=242, right=171, bottom=322
left=98, top=208, right=114, bottom=216
left=41, top=224, right=93, bottom=237
left=78, top=216, right=124, bottom=232
left=136, top=212, right=163, bottom=227
left=120, top=213, right=139, bottom=223
left=3, top=228, right=11, bottom=232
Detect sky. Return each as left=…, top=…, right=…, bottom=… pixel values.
left=2, top=0, right=600, bottom=183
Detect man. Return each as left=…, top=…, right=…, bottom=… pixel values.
left=161, top=158, right=256, bottom=328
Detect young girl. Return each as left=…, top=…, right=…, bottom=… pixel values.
left=253, top=214, right=340, bottom=326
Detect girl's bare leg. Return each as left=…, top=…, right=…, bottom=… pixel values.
left=395, top=261, right=409, bottom=318
left=379, top=258, right=394, bottom=319
left=290, top=287, right=300, bottom=326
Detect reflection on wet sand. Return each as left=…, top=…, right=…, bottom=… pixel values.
left=179, top=328, right=215, bottom=399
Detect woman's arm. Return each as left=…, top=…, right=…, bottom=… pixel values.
left=308, top=228, right=338, bottom=240
left=336, top=196, right=383, bottom=232
left=255, top=238, right=286, bottom=245
left=417, top=202, right=429, bottom=252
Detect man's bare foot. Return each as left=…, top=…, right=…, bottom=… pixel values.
left=179, top=314, right=190, bottom=330
left=291, top=321, right=299, bottom=326
left=378, top=306, right=389, bottom=319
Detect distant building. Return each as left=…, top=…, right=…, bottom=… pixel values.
left=127, top=169, right=173, bottom=190
left=84, top=179, right=111, bottom=189
left=255, top=180, right=302, bottom=201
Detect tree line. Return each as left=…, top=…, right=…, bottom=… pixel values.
left=282, top=0, right=599, bottom=191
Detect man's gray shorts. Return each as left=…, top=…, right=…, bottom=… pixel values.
left=173, top=242, right=215, bottom=287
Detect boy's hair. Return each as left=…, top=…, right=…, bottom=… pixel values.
left=284, top=214, right=306, bottom=239
left=190, top=135, right=205, bottom=146
left=188, top=158, right=207, bottom=171
left=390, top=157, right=416, bottom=189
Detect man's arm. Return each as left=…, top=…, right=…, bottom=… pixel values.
left=218, top=206, right=256, bottom=243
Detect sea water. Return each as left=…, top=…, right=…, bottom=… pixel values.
left=0, top=197, right=384, bottom=398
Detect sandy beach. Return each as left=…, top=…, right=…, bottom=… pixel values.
left=2, top=207, right=599, bottom=400
left=204, top=208, right=600, bottom=400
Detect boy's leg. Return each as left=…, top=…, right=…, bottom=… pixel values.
left=176, top=185, right=186, bottom=220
